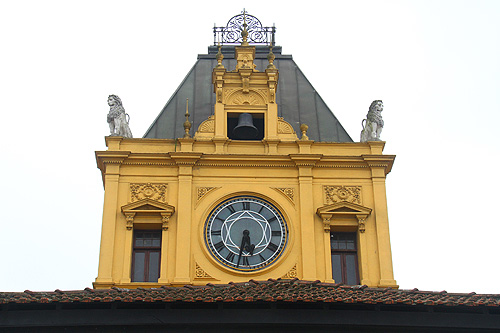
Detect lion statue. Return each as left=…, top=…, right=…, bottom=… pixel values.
left=360, top=100, right=384, bottom=142
left=107, top=95, right=132, bottom=138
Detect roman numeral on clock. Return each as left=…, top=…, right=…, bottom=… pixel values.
left=271, top=231, right=281, bottom=236
left=268, top=216, right=277, bottom=223
left=214, top=241, right=225, bottom=252
left=211, top=229, right=221, bottom=235
left=243, top=202, right=250, bottom=210
left=242, top=256, right=250, bottom=266
left=227, top=205, right=235, bottom=214
left=225, top=252, right=235, bottom=262
left=266, top=242, right=278, bottom=252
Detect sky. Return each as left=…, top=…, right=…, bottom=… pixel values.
left=1, top=0, right=499, bottom=294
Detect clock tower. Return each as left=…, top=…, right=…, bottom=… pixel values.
left=94, top=12, right=398, bottom=289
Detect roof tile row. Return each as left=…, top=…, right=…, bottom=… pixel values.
left=2, top=279, right=499, bottom=308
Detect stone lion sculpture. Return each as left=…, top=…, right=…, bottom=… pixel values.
left=107, top=95, right=132, bottom=138
left=360, top=100, right=384, bottom=142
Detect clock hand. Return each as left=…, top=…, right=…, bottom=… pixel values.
left=236, top=230, right=250, bottom=268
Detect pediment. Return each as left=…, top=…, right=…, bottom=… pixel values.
left=316, top=201, right=372, bottom=218
left=121, top=198, right=175, bottom=215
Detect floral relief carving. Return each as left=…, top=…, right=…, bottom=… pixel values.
left=281, top=264, right=298, bottom=279
left=272, top=187, right=294, bottom=204
left=277, top=117, right=295, bottom=134
left=324, top=186, right=361, bottom=205
left=195, top=263, right=214, bottom=279
left=130, top=183, right=167, bottom=202
left=197, top=187, right=219, bottom=201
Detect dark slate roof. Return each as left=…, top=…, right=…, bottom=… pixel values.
left=2, top=279, right=499, bottom=307
left=144, top=46, right=353, bottom=142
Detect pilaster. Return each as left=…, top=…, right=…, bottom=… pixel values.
left=290, top=154, right=322, bottom=280
left=170, top=152, right=202, bottom=284
left=94, top=151, right=130, bottom=286
left=364, top=155, right=398, bottom=288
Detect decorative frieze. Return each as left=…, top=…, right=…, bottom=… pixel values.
left=324, top=185, right=361, bottom=205
left=130, top=183, right=167, bottom=203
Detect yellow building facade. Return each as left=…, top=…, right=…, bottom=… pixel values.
left=94, top=27, right=397, bottom=289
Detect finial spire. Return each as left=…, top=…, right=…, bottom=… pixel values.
left=241, top=8, right=249, bottom=46
left=216, top=43, right=224, bottom=68
left=267, top=44, right=276, bottom=69
left=300, top=124, right=309, bottom=140
left=183, top=98, right=192, bottom=138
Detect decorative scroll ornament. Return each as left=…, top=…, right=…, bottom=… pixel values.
left=130, top=183, right=167, bottom=202
left=213, top=10, right=276, bottom=46
left=124, top=213, right=135, bottom=230
left=281, top=264, right=298, bottom=279
left=195, top=263, right=214, bottom=279
left=197, top=187, right=219, bottom=201
left=272, top=187, right=295, bottom=204
left=357, top=216, right=367, bottom=233
left=324, top=186, right=361, bottom=205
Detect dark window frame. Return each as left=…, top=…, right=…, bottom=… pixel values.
left=131, top=230, right=161, bottom=283
left=331, top=232, right=360, bottom=285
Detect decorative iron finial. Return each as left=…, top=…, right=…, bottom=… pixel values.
left=300, top=124, right=309, bottom=140
left=241, top=8, right=249, bottom=46
left=183, top=98, right=192, bottom=138
left=267, top=44, right=276, bottom=69
left=216, top=43, right=224, bottom=68
left=213, top=11, right=275, bottom=46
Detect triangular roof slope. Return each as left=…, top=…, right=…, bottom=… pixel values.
left=144, top=46, right=353, bottom=142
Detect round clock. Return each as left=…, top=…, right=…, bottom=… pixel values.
left=204, top=196, right=288, bottom=272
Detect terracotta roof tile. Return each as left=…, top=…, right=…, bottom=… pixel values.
left=2, top=280, right=499, bottom=309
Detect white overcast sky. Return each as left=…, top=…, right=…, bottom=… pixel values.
left=1, top=0, right=499, bottom=294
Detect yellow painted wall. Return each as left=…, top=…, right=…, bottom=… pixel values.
left=93, top=44, right=398, bottom=289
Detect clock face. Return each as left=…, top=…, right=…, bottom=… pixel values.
left=204, top=196, right=288, bottom=272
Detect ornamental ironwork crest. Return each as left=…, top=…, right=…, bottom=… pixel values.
left=213, top=10, right=276, bottom=45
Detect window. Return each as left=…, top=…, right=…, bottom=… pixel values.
left=131, top=230, right=161, bottom=282
left=331, top=232, right=359, bottom=285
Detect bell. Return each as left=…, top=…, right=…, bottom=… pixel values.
left=232, top=113, right=259, bottom=139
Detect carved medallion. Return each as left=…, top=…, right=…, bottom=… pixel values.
left=324, top=186, right=361, bottom=204
left=130, top=183, right=167, bottom=202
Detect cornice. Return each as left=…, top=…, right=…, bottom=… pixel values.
left=95, top=151, right=131, bottom=171
left=361, top=155, right=396, bottom=174
left=169, top=152, right=203, bottom=166
left=288, top=154, right=323, bottom=167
